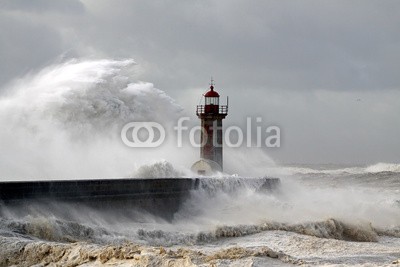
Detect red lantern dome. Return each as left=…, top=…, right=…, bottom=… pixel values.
left=204, top=85, right=220, bottom=97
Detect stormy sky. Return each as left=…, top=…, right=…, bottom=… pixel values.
left=1, top=0, right=400, bottom=164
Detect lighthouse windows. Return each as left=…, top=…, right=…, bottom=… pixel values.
left=205, top=97, right=219, bottom=105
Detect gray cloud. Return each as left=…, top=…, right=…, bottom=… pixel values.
left=0, top=14, right=61, bottom=87
left=72, top=0, right=400, bottom=92
left=0, top=0, right=85, bottom=14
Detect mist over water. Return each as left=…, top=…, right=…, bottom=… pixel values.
left=0, top=59, right=399, bottom=266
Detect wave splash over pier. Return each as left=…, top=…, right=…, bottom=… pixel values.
left=0, top=59, right=192, bottom=180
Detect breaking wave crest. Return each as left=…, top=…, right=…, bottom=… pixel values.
left=365, top=163, right=400, bottom=173
left=137, top=218, right=380, bottom=246
left=214, top=219, right=379, bottom=242
left=273, top=162, right=400, bottom=176
left=0, top=216, right=114, bottom=243
left=130, top=161, right=187, bottom=178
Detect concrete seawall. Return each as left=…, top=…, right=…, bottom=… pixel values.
left=0, top=177, right=279, bottom=220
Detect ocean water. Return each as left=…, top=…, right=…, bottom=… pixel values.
left=0, top=59, right=399, bottom=266
left=0, top=165, right=399, bottom=266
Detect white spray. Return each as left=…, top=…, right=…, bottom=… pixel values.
left=0, top=59, right=193, bottom=179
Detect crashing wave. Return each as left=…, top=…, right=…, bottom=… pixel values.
left=0, top=59, right=185, bottom=179
left=0, top=216, right=114, bottom=243
left=275, top=162, right=400, bottom=176
left=215, top=218, right=378, bottom=242
left=130, top=161, right=185, bottom=178
left=365, top=162, right=400, bottom=173
left=138, top=218, right=379, bottom=246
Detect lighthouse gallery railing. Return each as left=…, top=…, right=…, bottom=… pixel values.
left=196, top=105, right=228, bottom=116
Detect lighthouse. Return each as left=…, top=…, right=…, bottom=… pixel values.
left=191, top=80, right=228, bottom=175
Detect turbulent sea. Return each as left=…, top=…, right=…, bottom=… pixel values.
left=0, top=59, right=399, bottom=266
left=1, top=164, right=400, bottom=266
